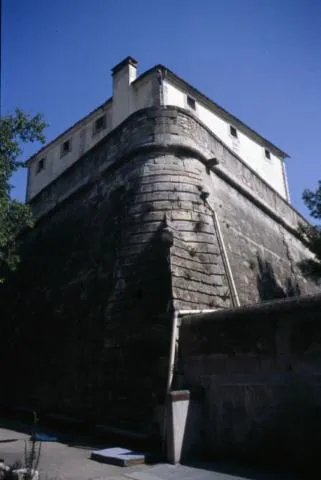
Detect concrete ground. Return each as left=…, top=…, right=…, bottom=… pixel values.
left=0, top=420, right=297, bottom=480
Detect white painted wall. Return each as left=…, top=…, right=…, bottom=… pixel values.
left=112, top=62, right=156, bottom=128
left=28, top=66, right=288, bottom=202
left=27, top=75, right=155, bottom=200
left=132, top=76, right=155, bottom=111
left=112, top=62, right=137, bottom=128
left=27, top=104, right=113, bottom=199
left=163, top=80, right=287, bottom=200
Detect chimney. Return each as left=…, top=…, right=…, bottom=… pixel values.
left=111, top=56, right=138, bottom=127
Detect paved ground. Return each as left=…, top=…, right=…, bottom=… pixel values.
left=0, top=420, right=297, bottom=480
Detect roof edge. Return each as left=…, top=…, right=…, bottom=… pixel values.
left=26, top=98, right=112, bottom=166
left=26, top=61, right=290, bottom=166
left=153, top=65, right=290, bottom=160
left=111, top=56, right=138, bottom=75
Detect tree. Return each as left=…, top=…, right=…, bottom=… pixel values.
left=298, top=181, right=321, bottom=281
left=0, top=108, right=47, bottom=282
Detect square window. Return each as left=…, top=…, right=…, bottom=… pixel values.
left=61, top=139, right=71, bottom=157
left=230, top=125, right=238, bottom=138
left=93, top=115, right=106, bottom=135
left=36, top=157, right=45, bottom=174
left=265, top=149, right=271, bottom=159
left=187, top=95, right=196, bottom=110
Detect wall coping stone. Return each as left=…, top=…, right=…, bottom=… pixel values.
left=180, top=292, right=321, bottom=326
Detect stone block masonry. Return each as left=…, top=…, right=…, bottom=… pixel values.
left=174, top=294, right=321, bottom=473
left=0, top=106, right=319, bottom=435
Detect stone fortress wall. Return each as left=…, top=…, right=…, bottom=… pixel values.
left=1, top=105, right=318, bottom=433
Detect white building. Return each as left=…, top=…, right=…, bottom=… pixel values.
left=26, top=56, right=290, bottom=203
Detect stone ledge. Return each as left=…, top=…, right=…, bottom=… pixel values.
left=181, top=291, right=321, bottom=326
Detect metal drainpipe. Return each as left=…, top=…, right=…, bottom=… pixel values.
left=165, top=192, right=240, bottom=395
left=162, top=184, right=240, bottom=447
left=202, top=195, right=240, bottom=308
left=166, top=308, right=218, bottom=393
left=163, top=307, right=218, bottom=452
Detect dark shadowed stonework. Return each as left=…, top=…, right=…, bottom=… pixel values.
left=176, top=294, right=321, bottom=473
left=0, top=106, right=319, bottom=433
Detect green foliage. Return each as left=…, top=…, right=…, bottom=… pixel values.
left=0, top=108, right=47, bottom=282
left=303, top=181, right=321, bottom=219
left=298, top=181, right=321, bottom=281
left=24, top=411, right=42, bottom=479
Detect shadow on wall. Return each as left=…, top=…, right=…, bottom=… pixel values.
left=256, top=255, right=301, bottom=301
left=0, top=175, right=173, bottom=433
left=194, top=374, right=321, bottom=476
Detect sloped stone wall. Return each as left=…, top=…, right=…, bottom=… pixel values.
left=0, top=106, right=318, bottom=432
left=29, top=106, right=319, bottom=306
left=0, top=109, right=230, bottom=430
left=1, top=159, right=173, bottom=430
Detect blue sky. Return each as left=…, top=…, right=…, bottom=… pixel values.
left=2, top=0, right=321, bottom=218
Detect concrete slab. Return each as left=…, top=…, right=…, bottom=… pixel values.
left=91, top=447, right=146, bottom=467
left=125, top=464, right=294, bottom=480
left=0, top=420, right=297, bottom=480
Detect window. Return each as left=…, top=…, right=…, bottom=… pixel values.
left=36, top=157, right=46, bottom=174
left=61, top=139, right=71, bottom=157
left=187, top=95, right=196, bottom=110
left=230, top=125, right=238, bottom=138
left=264, top=148, right=271, bottom=160
left=93, top=115, right=106, bottom=135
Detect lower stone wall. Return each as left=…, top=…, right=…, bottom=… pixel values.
left=202, top=373, right=321, bottom=471
left=175, top=294, right=321, bottom=472
left=0, top=151, right=178, bottom=432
